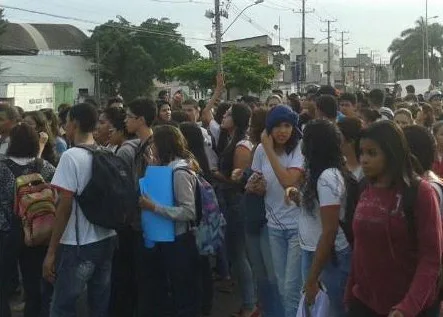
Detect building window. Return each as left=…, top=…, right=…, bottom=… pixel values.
left=315, top=49, right=317, bottom=52
left=324, top=49, right=327, bottom=52
left=308, top=49, right=311, bottom=53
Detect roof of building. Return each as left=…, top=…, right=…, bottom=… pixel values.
left=0, top=23, right=87, bottom=54
left=205, top=35, right=284, bottom=53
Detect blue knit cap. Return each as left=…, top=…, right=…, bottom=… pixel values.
left=266, top=105, right=299, bottom=133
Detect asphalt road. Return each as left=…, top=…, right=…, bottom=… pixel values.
left=11, top=281, right=242, bottom=317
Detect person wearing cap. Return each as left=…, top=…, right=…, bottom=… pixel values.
left=249, top=105, right=304, bottom=316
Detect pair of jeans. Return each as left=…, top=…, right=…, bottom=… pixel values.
left=134, top=231, right=200, bottom=317
left=267, top=226, right=303, bottom=317
left=245, top=226, right=283, bottom=317
left=301, top=247, right=352, bottom=317
left=348, top=298, right=441, bottom=317
left=109, top=227, right=136, bottom=317
left=224, top=190, right=256, bottom=311
left=50, top=237, right=116, bottom=317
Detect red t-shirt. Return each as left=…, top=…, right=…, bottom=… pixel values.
left=345, top=181, right=442, bottom=317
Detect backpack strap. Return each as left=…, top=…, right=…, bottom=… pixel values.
left=173, top=167, right=201, bottom=227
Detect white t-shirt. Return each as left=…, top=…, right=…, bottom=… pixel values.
left=299, top=168, right=349, bottom=252
left=51, top=147, right=116, bottom=246
left=251, top=143, right=304, bottom=230
left=200, top=126, right=218, bottom=170
left=209, top=119, right=221, bottom=146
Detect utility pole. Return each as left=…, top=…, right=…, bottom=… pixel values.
left=321, top=19, right=337, bottom=86
left=337, top=31, right=349, bottom=91
left=95, top=41, right=101, bottom=103
left=301, top=0, right=306, bottom=92
left=425, top=0, right=429, bottom=78
left=214, top=0, right=223, bottom=72
left=294, top=0, right=314, bottom=93
left=358, top=48, right=362, bottom=89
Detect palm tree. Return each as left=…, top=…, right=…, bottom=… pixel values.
left=388, top=17, right=443, bottom=82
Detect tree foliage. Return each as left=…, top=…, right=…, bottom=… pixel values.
left=82, top=17, right=199, bottom=100
left=166, top=46, right=276, bottom=96
left=388, top=17, right=443, bottom=81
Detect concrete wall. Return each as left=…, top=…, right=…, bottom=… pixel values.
left=0, top=55, right=94, bottom=104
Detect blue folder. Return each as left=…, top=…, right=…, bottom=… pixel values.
left=139, top=166, right=175, bottom=248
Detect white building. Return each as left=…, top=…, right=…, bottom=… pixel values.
left=290, top=37, right=341, bottom=85
left=0, top=23, right=94, bottom=110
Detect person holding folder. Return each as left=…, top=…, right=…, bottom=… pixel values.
left=139, top=125, right=200, bottom=317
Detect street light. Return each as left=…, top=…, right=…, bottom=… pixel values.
left=222, top=0, right=264, bottom=36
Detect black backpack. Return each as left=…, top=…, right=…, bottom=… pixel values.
left=339, top=174, right=365, bottom=247
left=75, top=145, right=138, bottom=230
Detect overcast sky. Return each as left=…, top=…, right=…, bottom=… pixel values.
left=4, top=0, right=443, bottom=62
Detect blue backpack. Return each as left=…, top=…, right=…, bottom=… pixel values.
left=174, top=168, right=226, bottom=255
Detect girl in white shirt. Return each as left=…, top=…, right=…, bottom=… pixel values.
left=296, top=119, right=352, bottom=317
left=251, top=105, right=304, bottom=317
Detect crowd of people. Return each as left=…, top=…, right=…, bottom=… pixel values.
left=0, top=75, right=443, bottom=317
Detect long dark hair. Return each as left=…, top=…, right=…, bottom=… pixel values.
left=302, top=120, right=348, bottom=213
left=218, top=103, right=251, bottom=176
left=24, top=111, right=57, bottom=166
left=360, top=120, right=419, bottom=235
left=249, top=108, right=268, bottom=145
left=179, top=122, right=211, bottom=179
left=153, top=125, right=196, bottom=168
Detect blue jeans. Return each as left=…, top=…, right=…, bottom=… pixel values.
left=50, top=237, right=116, bottom=317
left=224, top=190, right=256, bottom=310
left=268, top=227, right=302, bottom=317
left=301, top=247, right=352, bottom=317
left=245, top=226, right=283, bottom=317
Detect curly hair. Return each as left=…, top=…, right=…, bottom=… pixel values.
left=302, top=119, right=347, bottom=213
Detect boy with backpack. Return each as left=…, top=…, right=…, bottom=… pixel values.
left=42, top=103, right=117, bottom=316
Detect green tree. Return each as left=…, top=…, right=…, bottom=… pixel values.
left=223, top=47, right=276, bottom=96
left=388, top=17, right=443, bottom=81
left=166, top=47, right=276, bottom=97
left=164, top=58, right=216, bottom=96
left=82, top=17, right=198, bottom=101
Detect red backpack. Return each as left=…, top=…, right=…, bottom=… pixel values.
left=6, top=159, right=57, bottom=246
